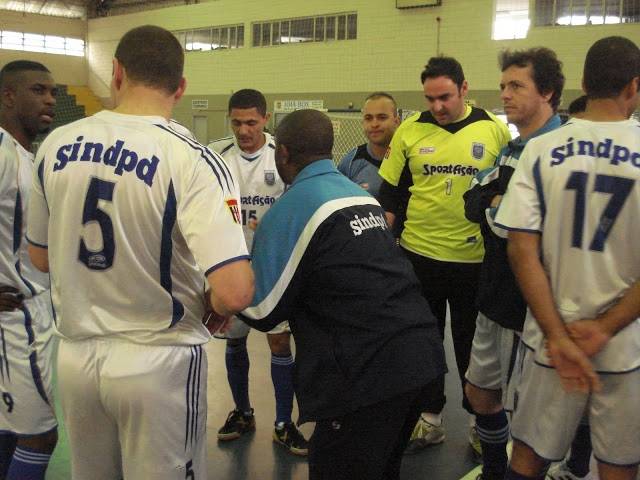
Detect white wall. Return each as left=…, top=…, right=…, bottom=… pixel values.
left=0, top=10, right=87, bottom=85
left=86, top=0, right=640, bottom=97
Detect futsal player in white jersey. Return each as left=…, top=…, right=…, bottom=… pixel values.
left=0, top=60, right=58, bottom=480
left=495, top=36, right=640, bottom=480
left=26, top=26, right=254, bottom=480
left=208, top=89, right=308, bottom=455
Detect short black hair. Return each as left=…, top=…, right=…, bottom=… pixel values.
left=420, top=56, right=465, bottom=89
left=568, top=95, right=588, bottom=115
left=583, top=36, right=640, bottom=99
left=0, top=60, right=50, bottom=90
left=499, top=48, right=565, bottom=111
left=114, top=25, right=183, bottom=94
left=364, top=92, right=397, bottom=112
left=276, top=109, right=333, bottom=163
left=228, top=89, right=267, bottom=116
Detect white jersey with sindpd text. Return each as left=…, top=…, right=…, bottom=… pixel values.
left=209, top=132, right=285, bottom=250
left=0, top=127, right=48, bottom=298
left=495, top=118, right=640, bottom=373
left=27, top=110, right=249, bottom=346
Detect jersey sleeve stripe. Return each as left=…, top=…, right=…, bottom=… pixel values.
left=203, top=254, right=252, bottom=277
left=532, top=157, right=546, bottom=222
left=25, top=236, right=47, bottom=249
left=160, top=181, right=185, bottom=328
left=492, top=223, right=541, bottom=234
left=155, top=124, right=235, bottom=193
left=220, top=143, right=234, bottom=155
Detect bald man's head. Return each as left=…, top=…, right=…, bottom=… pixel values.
left=274, top=109, right=334, bottom=183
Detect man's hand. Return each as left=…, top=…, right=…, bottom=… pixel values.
left=203, top=288, right=231, bottom=335
left=0, top=286, right=24, bottom=312
left=203, top=310, right=232, bottom=336
left=359, top=182, right=370, bottom=191
left=567, top=319, right=611, bottom=357
left=546, top=336, right=601, bottom=393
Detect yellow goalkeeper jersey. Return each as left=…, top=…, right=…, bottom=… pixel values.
left=379, top=105, right=510, bottom=263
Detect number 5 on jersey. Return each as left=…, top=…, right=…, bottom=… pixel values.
left=78, top=177, right=116, bottom=270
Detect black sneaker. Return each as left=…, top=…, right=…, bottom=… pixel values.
left=217, top=409, right=256, bottom=441
left=273, top=422, right=309, bottom=456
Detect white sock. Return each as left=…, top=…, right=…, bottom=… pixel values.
left=421, top=412, right=443, bottom=426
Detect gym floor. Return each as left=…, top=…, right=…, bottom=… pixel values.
left=45, top=319, right=481, bottom=479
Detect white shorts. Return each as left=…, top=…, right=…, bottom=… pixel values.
left=511, top=346, right=640, bottom=466
left=0, top=293, right=57, bottom=436
left=57, top=338, right=208, bottom=480
left=213, top=315, right=290, bottom=340
left=465, top=313, right=520, bottom=403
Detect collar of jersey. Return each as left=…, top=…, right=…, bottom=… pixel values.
left=236, top=132, right=271, bottom=162
left=510, top=114, right=562, bottom=149
left=96, top=110, right=169, bottom=126
left=291, top=159, right=336, bottom=186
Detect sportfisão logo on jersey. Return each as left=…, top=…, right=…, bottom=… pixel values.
left=241, top=195, right=276, bottom=206
left=53, top=137, right=159, bottom=186
left=423, top=164, right=479, bottom=177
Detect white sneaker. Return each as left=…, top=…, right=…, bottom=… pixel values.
left=404, top=416, right=445, bottom=454
left=547, top=461, right=590, bottom=480
left=469, top=425, right=483, bottom=462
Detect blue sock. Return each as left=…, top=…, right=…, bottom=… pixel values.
left=504, top=467, right=546, bottom=480
left=476, top=410, right=509, bottom=480
left=225, top=338, right=251, bottom=413
left=567, top=422, right=591, bottom=477
left=7, top=446, right=51, bottom=480
left=0, top=434, right=17, bottom=477
left=271, top=353, right=294, bottom=426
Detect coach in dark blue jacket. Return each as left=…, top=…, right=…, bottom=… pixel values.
left=239, top=109, right=445, bottom=480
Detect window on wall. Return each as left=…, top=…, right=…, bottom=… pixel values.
left=252, top=12, right=357, bottom=47
left=0, top=30, right=85, bottom=56
left=493, top=0, right=530, bottom=40
left=175, top=24, right=244, bottom=51
left=535, top=0, right=640, bottom=26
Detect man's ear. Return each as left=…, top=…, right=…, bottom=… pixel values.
left=174, top=77, right=187, bottom=102
left=112, top=58, right=124, bottom=91
left=0, top=85, right=16, bottom=109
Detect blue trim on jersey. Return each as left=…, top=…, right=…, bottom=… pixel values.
left=492, top=223, right=541, bottom=234
left=19, top=306, right=49, bottom=405
left=25, top=236, right=47, bottom=249
left=0, top=327, right=9, bottom=382
left=155, top=124, right=235, bottom=192
left=13, top=190, right=21, bottom=254
left=160, top=181, right=185, bottom=328
left=532, top=157, right=546, bottom=222
left=203, top=254, right=252, bottom=277
left=11, top=190, right=36, bottom=296
left=251, top=159, right=371, bottom=306
left=15, top=261, right=36, bottom=297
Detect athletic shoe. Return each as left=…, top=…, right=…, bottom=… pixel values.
left=273, top=422, right=309, bottom=456
left=404, top=416, right=445, bottom=454
left=469, top=425, right=483, bottom=463
left=546, top=461, right=590, bottom=480
left=217, top=408, right=256, bottom=441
